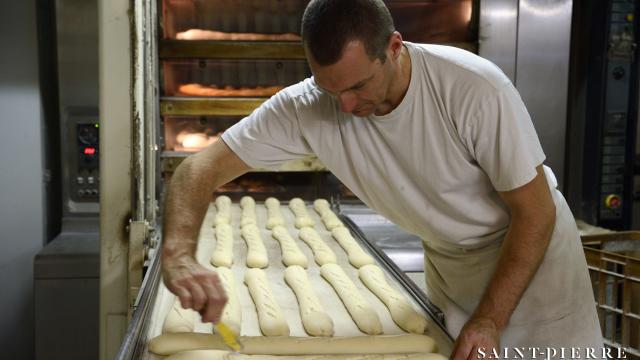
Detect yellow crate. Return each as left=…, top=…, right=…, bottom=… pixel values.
left=582, top=232, right=640, bottom=359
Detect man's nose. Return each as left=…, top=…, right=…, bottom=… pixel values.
left=338, top=92, right=358, bottom=113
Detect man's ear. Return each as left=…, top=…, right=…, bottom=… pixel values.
left=387, top=31, right=403, bottom=60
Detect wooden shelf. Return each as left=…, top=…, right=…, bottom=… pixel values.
left=160, top=97, right=267, bottom=116
left=159, top=40, right=306, bottom=59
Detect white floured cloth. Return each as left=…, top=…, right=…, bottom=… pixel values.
left=222, top=42, right=603, bottom=353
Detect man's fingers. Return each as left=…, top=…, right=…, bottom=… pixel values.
left=467, top=346, right=480, bottom=360
left=199, top=274, right=228, bottom=323
left=185, top=280, right=208, bottom=312
left=451, top=339, right=474, bottom=360
left=173, top=285, right=193, bottom=310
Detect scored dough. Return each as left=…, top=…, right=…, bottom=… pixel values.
left=215, top=267, right=242, bottom=335
left=241, top=224, right=269, bottom=268
left=244, top=268, right=290, bottom=337
left=149, top=333, right=438, bottom=356
left=298, top=227, right=337, bottom=266
left=240, top=196, right=257, bottom=228
left=214, top=196, right=232, bottom=226
left=211, top=223, right=234, bottom=267
left=320, top=263, right=382, bottom=335
left=358, top=265, right=427, bottom=334
left=313, top=199, right=344, bottom=230
left=271, top=225, right=308, bottom=268
left=289, top=198, right=315, bottom=228
left=165, top=350, right=447, bottom=360
left=163, top=297, right=197, bottom=334
left=284, top=265, right=334, bottom=336
left=330, top=227, right=375, bottom=268
left=265, top=197, right=285, bottom=230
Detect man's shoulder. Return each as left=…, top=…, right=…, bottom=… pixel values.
left=270, top=77, right=336, bottom=118
left=407, top=42, right=511, bottom=92
left=278, top=77, right=325, bottom=104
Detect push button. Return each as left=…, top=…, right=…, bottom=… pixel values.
left=605, top=194, right=622, bottom=209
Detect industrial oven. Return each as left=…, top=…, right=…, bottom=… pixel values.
left=97, top=1, right=573, bottom=359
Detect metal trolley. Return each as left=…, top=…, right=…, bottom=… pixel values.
left=582, top=232, right=640, bottom=359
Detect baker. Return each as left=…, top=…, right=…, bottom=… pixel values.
left=161, top=0, right=604, bottom=358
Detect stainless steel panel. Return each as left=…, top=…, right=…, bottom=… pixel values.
left=340, top=206, right=425, bottom=272
left=478, top=0, right=518, bottom=82
left=56, top=0, right=100, bottom=215
left=516, top=0, right=573, bottom=189
left=99, top=0, right=133, bottom=358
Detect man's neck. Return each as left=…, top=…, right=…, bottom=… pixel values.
left=375, top=45, right=412, bottom=116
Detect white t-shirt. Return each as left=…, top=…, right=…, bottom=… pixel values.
left=223, top=43, right=603, bottom=346
left=223, top=42, right=546, bottom=248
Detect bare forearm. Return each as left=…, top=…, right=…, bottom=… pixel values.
left=473, top=209, right=556, bottom=331
left=163, top=156, right=216, bottom=260
left=162, top=140, right=249, bottom=261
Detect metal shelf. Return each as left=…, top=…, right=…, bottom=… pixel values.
left=159, top=40, right=477, bottom=60
left=161, top=151, right=327, bottom=173
left=160, top=97, right=267, bottom=116
left=159, top=40, right=306, bottom=59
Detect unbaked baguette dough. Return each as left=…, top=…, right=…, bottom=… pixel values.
left=265, top=197, right=285, bottom=229
left=165, top=350, right=447, bottom=360
left=321, top=211, right=344, bottom=231
left=313, top=199, right=344, bottom=230
left=211, top=223, right=234, bottom=267
left=284, top=265, right=334, bottom=336
left=163, top=298, right=197, bottom=333
left=214, top=196, right=232, bottom=226
left=313, top=198, right=331, bottom=214
left=320, top=263, right=382, bottom=335
left=271, top=225, right=308, bottom=268
left=148, top=333, right=438, bottom=356
left=358, top=265, right=427, bottom=334
left=330, top=227, right=375, bottom=268
left=289, top=198, right=315, bottom=228
left=240, top=196, right=257, bottom=228
left=215, top=267, right=242, bottom=335
left=241, top=224, right=269, bottom=268
left=298, top=227, right=337, bottom=265
left=244, top=268, right=290, bottom=336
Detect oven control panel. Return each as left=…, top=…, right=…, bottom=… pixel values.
left=599, top=0, right=637, bottom=225
left=72, top=122, right=100, bottom=201
left=63, top=109, right=100, bottom=214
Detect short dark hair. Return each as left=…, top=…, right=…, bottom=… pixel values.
left=301, top=0, right=395, bottom=66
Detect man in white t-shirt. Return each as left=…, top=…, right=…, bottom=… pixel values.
left=161, top=0, right=604, bottom=358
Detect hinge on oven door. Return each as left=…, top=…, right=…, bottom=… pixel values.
left=127, top=219, right=150, bottom=315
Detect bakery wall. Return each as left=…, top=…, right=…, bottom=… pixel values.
left=0, top=0, right=46, bottom=358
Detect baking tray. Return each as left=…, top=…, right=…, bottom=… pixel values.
left=117, top=199, right=454, bottom=359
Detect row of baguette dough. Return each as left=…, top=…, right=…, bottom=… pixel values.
left=165, top=351, right=446, bottom=360
left=211, top=196, right=376, bottom=269
left=161, top=197, right=433, bottom=358
left=150, top=333, right=439, bottom=357
left=166, top=350, right=447, bottom=360
left=164, top=263, right=427, bottom=337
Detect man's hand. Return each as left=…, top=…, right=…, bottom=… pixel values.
left=162, top=254, right=228, bottom=323
left=450, top=317, right=500, bottom=360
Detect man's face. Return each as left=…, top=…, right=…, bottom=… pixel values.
left=308, top=40, right=392, bottom=117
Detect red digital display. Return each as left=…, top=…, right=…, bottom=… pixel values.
left=84, top=147, right=96, bottom=155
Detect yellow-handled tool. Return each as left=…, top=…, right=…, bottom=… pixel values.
left=213, top=322, right=243, bottom=353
